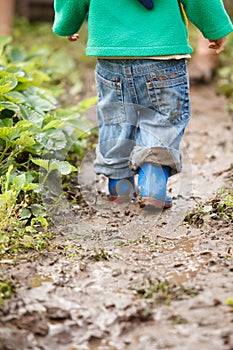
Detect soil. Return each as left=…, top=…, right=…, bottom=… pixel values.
left=0, top=82, right=233, bottom=350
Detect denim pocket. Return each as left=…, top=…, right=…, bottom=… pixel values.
left=146, top=66, right=189, bottom=126
left=95, top=71, right=126, bottom=125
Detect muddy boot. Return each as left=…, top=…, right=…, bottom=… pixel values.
left=138, top=163, right=172, bottom=208
left=108, top=177, right=136, bottom=203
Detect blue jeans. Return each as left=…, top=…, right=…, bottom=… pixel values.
left=94, top=59, right=190, bottom=179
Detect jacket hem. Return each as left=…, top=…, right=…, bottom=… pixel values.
left=86, top=45, right=193, bottom=57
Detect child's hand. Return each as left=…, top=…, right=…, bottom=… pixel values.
left=208, top=37, right=227, bottom=54
left=67, top=34, right=79, bottom=41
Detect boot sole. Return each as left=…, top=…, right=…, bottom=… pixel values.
left=109, top=196, right=133, bottom=204
left=142, top=197, right=172, bottom=209
left=109, top=196, right=172, bottom=208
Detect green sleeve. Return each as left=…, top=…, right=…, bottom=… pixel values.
left=53, top=0, right=90, bottom=36
left=181, top=0, right=233, bottom=39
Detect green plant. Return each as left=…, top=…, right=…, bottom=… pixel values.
left=132, top=276, right=198, bottom=306
left=184, top=188, right=233, bottom=228
left=0, top=36, right=96, bottom=257
left=89, top=247, right=111, bottom=261
left=12, top=18, right=96, bottom=105
left=0, top=282, right=13, bottom=306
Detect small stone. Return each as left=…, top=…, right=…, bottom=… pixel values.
left=112, top=269, right=122, bottom=277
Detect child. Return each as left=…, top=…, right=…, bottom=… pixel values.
left=53, top=0, right=233, bottom=208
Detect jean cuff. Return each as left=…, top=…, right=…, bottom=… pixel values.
left=129, top=146, right=182, bottom=175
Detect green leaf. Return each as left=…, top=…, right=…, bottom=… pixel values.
left=35, top=129, right=67, bottom=151
left=0, top=126, right=16, bottom=140
left=0, top=121, right=32, bottom=141
left=0, top=118, right=13, bottom=127
left=12, top=173, right=26, bottom=193
left=25, top=94, right=56, bottom=112
left=23, top=183, right=38, bottom=191
left=37, top=93, right=56, bottom=111
left=20, top=208, right=32, bottom=220
left=30, top=70, right=50, bottom=85
left=7, top=48, right=26, bottom=63
left=6, top=66, right=27, bottom=77
left=0, top=282, right=12, bottom=298
left=0, top=101, right=20, bottom=113
left=0, top=74, right=18, bottom=93
left=14, top=120, right=33, bottom=134
left=49, top=159, right=74, bottom=175
left=7, top=67, right=33, bottom=84
left=19, top=104, right=44, bottom=127
left=4, top=165, right=13, bottom=191
left=0, top=36, right=12, bottom=55
left=31, top=158, right=49, bottom=171
left=14, top=134, right=35, bottom=147
left=31, top=204, right=46, bottom=217
left=4, top=91, right=26, bottom=103
left=42, top=119, right=64, bottom=130
left=31, top=158, right=77, bottom=175
left=31, top=215, right=48, bottom=231
left=20, top=234, right=34, bottom=248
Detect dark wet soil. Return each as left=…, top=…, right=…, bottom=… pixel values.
left=0, top=84, right=233, bottom=350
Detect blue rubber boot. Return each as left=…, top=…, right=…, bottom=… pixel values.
left=138, top=163, right=172, bottom=208
left=108, top=177, right=136, bottom=203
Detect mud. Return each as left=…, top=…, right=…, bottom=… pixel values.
left=0, top=84, right=233, bottom=350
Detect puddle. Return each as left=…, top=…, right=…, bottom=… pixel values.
left=161, top=237, right=212, bottom=283
left=28, top=273, right=54, bottom=288
left=167, top=253, right=211, bottom=284
left=117, top=236, right=213, bottom=284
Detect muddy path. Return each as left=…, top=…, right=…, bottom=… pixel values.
left=0, top=83, right=233, bottom=350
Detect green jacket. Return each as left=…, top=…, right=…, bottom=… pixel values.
left=53, top=0, right=233, bottom=57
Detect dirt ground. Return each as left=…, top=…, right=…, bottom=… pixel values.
left=0, top=82, right=233, bottom=350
